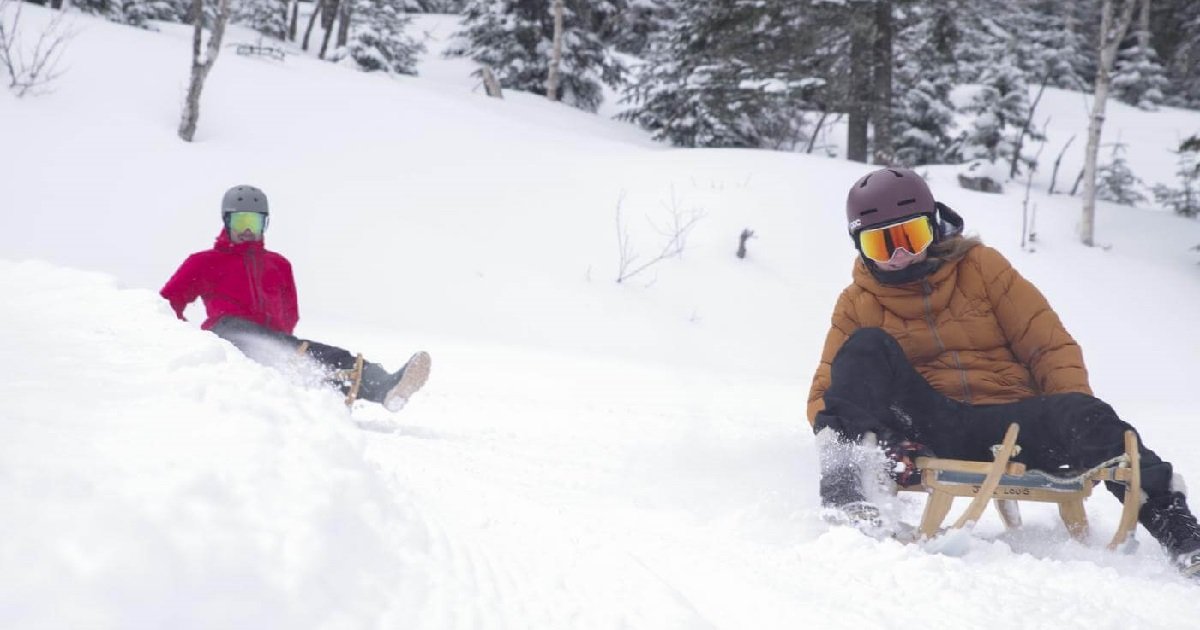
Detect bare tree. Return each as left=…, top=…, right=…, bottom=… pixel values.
left=1048, top=134, right=1076, bottom=195
left=0, top=0, right=73, bottom=98
left=1080, top=0, right=1138, bottom=246
left=615, top=191, right=706, bottom=284
left=1010, top=79, right=1049, bottom=179
left=545, top=0, right=564, bottom=102
left=178, top=0, right=233, bottom=142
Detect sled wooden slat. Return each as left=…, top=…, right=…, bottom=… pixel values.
left=1108, top=431, right=1141, bottom=550
left=344, top=353, right=365, bottom=407
left=952, top=423, right=1020, bottom=529
left=914, top=457, right=1026, bottom=476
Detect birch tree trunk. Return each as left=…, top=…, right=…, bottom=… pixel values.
left=546, top=0, right=564, bottom=102
left=178, top=0, right=233, bottom=142
left=1080, top=0, right=1138, bottom=246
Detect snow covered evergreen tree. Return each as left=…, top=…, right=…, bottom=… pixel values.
left=446, top=0, right=622, bottom=112
left=620, top=0, right=821, bottom=149
left=891, top=1, right=960, bottom=166
left=1112, top=36, right=1169, bottom=110
left=604, top=0, right=671, bottom=55
left=74, top=0, right=188, bottom=26
left=1150, top=0, right=1200, bottom=108
left=233, top=0, right=288, bottom=39
left=1018, top=0, right=1091, bottom=91
left=960, top=53, right=1040, bottom=174
left=1153, top=139, right=1200, bottom=217
left=332, top=0, right=425, bottom=74
left=402, top=0, right=465, bottom=11
left=1096, top=141, right=1148, bottom=206
left=1113, top=1, right=1170, bottom=112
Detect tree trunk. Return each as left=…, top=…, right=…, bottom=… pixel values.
left=319, top=0, right=340, bottom=59
left=847, top=11, right=872, bottom=163
left=288, top=0, right=299, bottom=41
left=871, top=0, right=893, bottom=165
left=49, top=0, right=63, bottom=9
left=546, top=0, right=564, bottom=101
left=1081, top=0, right=1138, bottom=246
left=302, top=0, right=321, bottom=50
left=481, top=66, right=503, bottom=98
left=336, top=0, right=352, bottom=49
left=1138, top=0, right=1150, bottom=49
left=179, top=0, right=233, bottom=142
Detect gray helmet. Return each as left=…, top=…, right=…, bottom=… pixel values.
left=845, top=168, right=935, bottom=235
left=221, top=185, right=269, bottom=216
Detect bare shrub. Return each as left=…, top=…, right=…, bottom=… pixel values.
left=615, top=189, right=706, bottom=284
left=0, top=0, right=73, bottom=97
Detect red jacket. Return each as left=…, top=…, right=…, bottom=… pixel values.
left=161, top=230, right=299, bottom=334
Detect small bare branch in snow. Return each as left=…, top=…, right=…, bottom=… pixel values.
left=616, top=187, right=705, bottom=284
left=0, top=0, right=74, bottom=98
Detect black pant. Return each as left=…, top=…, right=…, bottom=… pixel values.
left=210, top=316, right=360, bottom=373
left=814, top=327, right=1175, bottom=503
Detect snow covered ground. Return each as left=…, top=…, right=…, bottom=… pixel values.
left=3, top=6, right=1200, bottom=629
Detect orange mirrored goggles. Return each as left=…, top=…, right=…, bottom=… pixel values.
left=856, top=215, right=935, bottom=263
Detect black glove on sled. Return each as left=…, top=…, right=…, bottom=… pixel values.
left=882, top=439, right=934, bottom=487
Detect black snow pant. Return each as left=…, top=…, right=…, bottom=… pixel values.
left=210, top=316, right=393, bottom=402
left=813, top=327, right=1176, bottom=505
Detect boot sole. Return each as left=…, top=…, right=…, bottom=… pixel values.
left=384, top=351, right=431, bottom=412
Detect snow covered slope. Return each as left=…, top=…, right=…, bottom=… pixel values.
left=3, top=6, right=1200, bottom=629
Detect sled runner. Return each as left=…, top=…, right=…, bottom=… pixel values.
left=900, top=423, right=1142, bottom=548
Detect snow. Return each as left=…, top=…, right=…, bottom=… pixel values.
left=3, top=6, right=1200, bottom=629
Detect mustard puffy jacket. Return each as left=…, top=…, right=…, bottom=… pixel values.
left=806, top=242, right=1092, bottom=425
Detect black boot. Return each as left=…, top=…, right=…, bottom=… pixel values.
left=355, top=362, right=395, bottom=404
left=816, top=426, right=885, bottom=532
left=356, top=351, right=431, bottom=411
left=1140, top=491, right=1200, bottom=576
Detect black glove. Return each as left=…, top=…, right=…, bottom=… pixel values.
left=882, top=439, right=934, bottom=487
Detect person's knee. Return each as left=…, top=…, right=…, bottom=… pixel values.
left=837, top=327, right=899, bottom=359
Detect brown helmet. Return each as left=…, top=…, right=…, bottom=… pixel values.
left=845, top=168, right=936, bottom=235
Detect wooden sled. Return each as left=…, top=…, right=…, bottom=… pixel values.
left=899, top=423, right=1142, bottom=549
left=297, top=341, right=364, bottom=407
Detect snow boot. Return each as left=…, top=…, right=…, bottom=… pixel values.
left=358, top=351, right=431, bottom=412
left=1139, top=491, right=1200, bottom=577
left=816, top=427, right=886, bottom=529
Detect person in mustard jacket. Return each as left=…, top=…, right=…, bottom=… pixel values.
left=809, top=167, right=1200, bottom=576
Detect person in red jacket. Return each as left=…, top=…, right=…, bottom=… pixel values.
left=161, top=185, right=430, bottom=411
